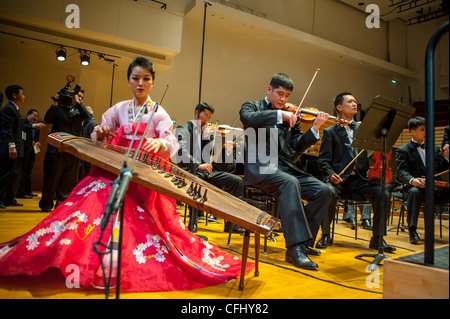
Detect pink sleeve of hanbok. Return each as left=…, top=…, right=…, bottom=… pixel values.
left=150, top=104, right=179, bottom=158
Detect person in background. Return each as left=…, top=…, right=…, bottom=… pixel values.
left=176, top=102, right=245, bottom=234
left=39, top=89, right=89, bottom=212
left=17, top=109, right=45, bottom=198
left=318, top=92, right=396, bottom=253
left=79, top=105, right=97, bottom=181
left=0, top=85, right=25, bottom=208
left=396, top=116, right=449, bottom=244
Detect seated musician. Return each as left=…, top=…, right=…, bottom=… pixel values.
left=317, top=92, right=396, bottom=253
left=396, top=116, right=449, bottom=244
left=240, top=73, right=336, bottom=271
left=175, top=102, right=244, bottom=234
left=0, top=56, right=253, bottom=292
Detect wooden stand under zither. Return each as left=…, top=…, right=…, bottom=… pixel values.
left=383, top=245, right=449, bottom=299
left=48, top=132, right=280, bottom=291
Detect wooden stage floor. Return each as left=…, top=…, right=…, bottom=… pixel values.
left=0, top=194, right=448, bottom=300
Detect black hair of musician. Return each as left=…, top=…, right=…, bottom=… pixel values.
left=334, top=92, right=353, bottom=110
left=270, top=73, right=294, bottom=91
left=195, top=102, right=215, bottom=115
left=4, top=85, right=23, bottom=101
left=27, top=109, right=39, bottom=116
left=127, top=56, right=156, bottom=81
left=407, top=116, right=425, bottom=131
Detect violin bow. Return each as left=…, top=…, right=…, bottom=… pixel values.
left=160, top=85, right=169, bottom=104
left=435, top=169, right=449, bottom=178
left=209, top=120, right=219, bottom=164
left=293, top=68, right=320, bottom=119
left=338, top=149, right=366, bottom=176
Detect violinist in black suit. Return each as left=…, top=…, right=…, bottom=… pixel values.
left=317, top=92, right=396, bottom=253
left=0, top=85, right=25, bottom=208
left=240, top=73, right=335, bottom=271
left=175, top=102, right=244, bottom=233
left=396, top=116, right=449, bottom=244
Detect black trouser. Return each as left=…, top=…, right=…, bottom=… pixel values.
left=17, top=152, right=35, bottom=197
left=323, top=175, right=390, bottom=238
left=250, top=169, right=335, bottom=248
left=406, top=186, right=449, bottom=230
left=39, top=150, right=79, bottom=210
left=0, top=155, right=19, bottom=205
left=189, top=170, right=244, bottom=230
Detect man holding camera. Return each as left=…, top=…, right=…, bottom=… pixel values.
left=39, top=88, right=89, bottom=212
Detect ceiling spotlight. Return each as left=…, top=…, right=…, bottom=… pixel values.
left=56, top=47, right=66, bottom=61
left=80, top=52, right=90, bottom=66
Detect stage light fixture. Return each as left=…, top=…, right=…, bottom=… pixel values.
left=56, top=47, right=66, bottom=61
left=80, top=52, right=90, bottom=66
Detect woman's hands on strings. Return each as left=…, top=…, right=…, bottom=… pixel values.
left=94, top=125, right=116, bottom=141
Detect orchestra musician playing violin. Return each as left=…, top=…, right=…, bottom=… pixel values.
left=317, top=92, right=396, bottom=253
left=240, top=73, right=336, bottom=271
left=396, top=116, right=449, bottom=244
left=176, top=102, right=245, bottom=234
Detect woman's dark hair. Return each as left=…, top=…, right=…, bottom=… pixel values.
left=127, top=56, right=156, bottom=80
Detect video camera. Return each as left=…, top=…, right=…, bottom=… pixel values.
left=51, top=76, right=82, bottom=107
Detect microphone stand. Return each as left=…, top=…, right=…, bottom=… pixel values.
left=94, top=102, right=159, bottom=299
left=198, top=1, right=212, bottom=104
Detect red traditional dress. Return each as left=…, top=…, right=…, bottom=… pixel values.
left=0, top=99, right=253, bottom=292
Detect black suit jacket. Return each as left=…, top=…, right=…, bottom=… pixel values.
left=318, top=122, right=369, bottom=181
left=22, top=118, right=40, bottom=160
left=443, top=125, right=449, bottom=149
left=0, top=101, right=24, bottom=158
left=44, top=102, right=89, bottom=154
left=239, top=99, right=318, bottom=186
left=175, top=121, right=214, bottom=179
left=396, top=140, right=448, bottom=185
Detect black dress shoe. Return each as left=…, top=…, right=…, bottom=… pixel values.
left=409, top=229, right=423, bottom=245
left=285, top=244, right=318, bottom=270
left=5, top=200, right=23, bottom=207
left=369, top=237, right=397, bottom=253
left=316, top=234, right=330, bottom=249
left=361, top=219, right=372, bottom=230
left=344, top=217, right=356, bottom=229
left=301, top=245, right=321, bottom=256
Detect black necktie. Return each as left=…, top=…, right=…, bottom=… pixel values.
left=412, top=141, right=425, bottom=149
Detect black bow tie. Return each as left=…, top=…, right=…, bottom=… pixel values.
left=348, top=121, right=357, bottom=131
left=412, top=141, right=425, bottom=149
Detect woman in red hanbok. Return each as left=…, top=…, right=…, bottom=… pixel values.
left=0, top=57, right=253, bottom=292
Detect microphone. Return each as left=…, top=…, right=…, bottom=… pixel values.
left=205, top=1, right=212, bottom=6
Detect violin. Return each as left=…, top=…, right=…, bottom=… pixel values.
left=368, top=150, right=393, bottom=185
left=282, top=103, right=349, bottom=126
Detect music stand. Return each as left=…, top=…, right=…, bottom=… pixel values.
left=351, top=96, right=415, bottom=270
